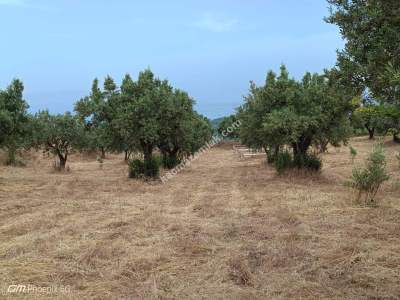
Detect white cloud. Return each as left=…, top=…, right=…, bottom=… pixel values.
left=195, top=13, right=238, bottom=33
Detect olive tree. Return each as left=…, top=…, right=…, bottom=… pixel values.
left=326, top=0, right=400, bottom=141
left=187, top=113, right=213, bottom=155
left=353, top=105, right=382, bottom=140
left=80, top=69, right=214, bottom=177
left=0, top=79, right=30, bottom=165
left=157, top=89, right=197, bottom=168
left=75, top=76, right=125, bottom=159
left=379, top=105, right=400, bottom=143
left=238, top=65, right=354, bottom=170
left=217, top=114, right=240, bottom=140
left=116, top=69, right=213, bottom=165
left=32, top=111, right=86, bottom=169
left=115, top=69, right=170, bottom=162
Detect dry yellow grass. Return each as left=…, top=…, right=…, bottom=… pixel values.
left=0, top=137, right=399, bottom=299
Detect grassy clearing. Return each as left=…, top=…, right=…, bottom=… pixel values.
left=0, top=137, right=399, bottom=299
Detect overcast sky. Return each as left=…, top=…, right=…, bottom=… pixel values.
left=0, top=0, right=344, bottom=119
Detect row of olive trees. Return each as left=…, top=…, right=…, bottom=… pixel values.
left=234, top=0, right=400, bottom=204
left=352, top=98, right=400, bottom=141
left=236, top=0, right=400, bottom=173
left=327, top=0, right=399, bottom=204
left=74, top=69, right=213, bottom=176
left=327, top=0, right=400, bottom=143
left=0, top=69, right=213, bottom=177
left=237, top=65, right=356, bottom=172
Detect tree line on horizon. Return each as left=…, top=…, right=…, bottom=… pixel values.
left=0, top=69, right=213, bottom=177
left=215, top=0, right=400, bottom=176
left=1, top=0, right=400, bottom=184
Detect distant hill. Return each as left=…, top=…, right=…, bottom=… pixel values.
left=211, top=117, right=225, bottom=130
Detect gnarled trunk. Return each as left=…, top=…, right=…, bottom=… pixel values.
left=57, top=151, right=67, bottom=169
left=292, top=136, right=312, bottom=158
left=124, top=150, right=131, bottom=161
left=6, top=145, right=17, bottom=166
left=142, top=143, right=153, bottom=162
left=100, top=147, right=106, bottom=159
left=366, top=126, right=375, bottom=140
left=319, top=140, right=329, bottom=153
left=394, top=133, right=400, bottom=143
left=162, top=147, right=180, bottom=169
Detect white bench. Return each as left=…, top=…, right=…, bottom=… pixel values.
left=233, top=145, right=265, bottom=159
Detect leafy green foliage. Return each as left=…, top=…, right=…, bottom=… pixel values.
left=157, top=88, right=200, bottom=166
left=128, top=159, right=145, bottom=178
left=32, top=111, right=86, bottom=170
left=0, top=79, right=30, bottom=165
left=238, top=65, right=354, bottom=171
left=162, top=155, right=181, bottom=169
left=144, top=157, right=161, bottom=178
left=114, top=70, right=165, bottom=162
left=352, top=104, right=382, bottom=139
left=273, top=150, right=321, bottom=174
left=384, top=63, right=400, bottom=103
left=128, top=157, right=161, bottom=179
left=188, top=113, right=213, bottom=155
left=292, top=153, right=322, bottom=172
left=75, top=69, right=213, bottom=176
left=217, top=115, right=240, bottom=139
left=75, top=69, right=213, bottom=177
left=349, top=146, right=357, bottom=163
left=75, top=77, right=122, bottom=158
left=351, top=98, right=400, bottom=142
left=265, top=146, right=279, bottom=164
left=378, top=104, right=400, bottom=143
left=210, top=117, right=224, bottom=131
left=326, top=0, right=400, bottom=105
left=274, top=150, right=292, bottom=174
left=116, top=70, right=210, bottom=171
left=351, top=145, right=390, bottom=205
left=327, top=0, right=400, bottom=143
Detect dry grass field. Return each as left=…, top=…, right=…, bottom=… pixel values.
left=0, top=137, right=399, bottom=299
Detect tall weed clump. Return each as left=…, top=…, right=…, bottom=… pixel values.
left=292, top=153, right=322, bottom=171
left=349, top=146, right=357, bottom=164
left=128, top=156, right=161, bottom=179
left=162, top=155, right=180, bottom=169
left=274, top=150, right=292, bottom=174
left=351, top=145, right=389, bottom=205
left=273, top=151, right=322, bottom=174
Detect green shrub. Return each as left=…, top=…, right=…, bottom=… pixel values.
left=96, top=155, right=103, bottom=164
left=96, top=155, right=104, bottom=169
left=6, top=156, right=25, bottom=167
left=128, top=159, right=145, bottom=178
left=129, top=157, right=161, bottom=178
left=266, top=148, right=276, bottom=164
left=293, top=153, right=322, bottom=172
left=274, top=151, right=293, bottom=174
left=351, top=145, right=389, bottom=205
left=349, top=146, right=357, bottom=164
left=273, top=151, right=321, bottom=173
left=162, top=155, right=180, bottom=169
left=144, top=157, right=161, bottom=178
